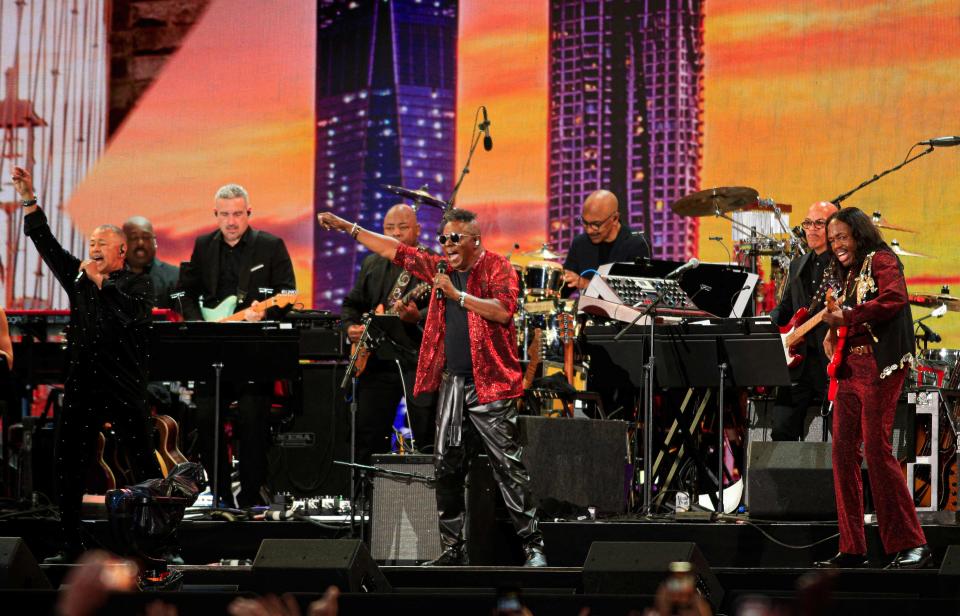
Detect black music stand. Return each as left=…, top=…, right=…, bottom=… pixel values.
left=149, top=322, right=300, bottom=508
left=655, top=323, right=789, bottom=513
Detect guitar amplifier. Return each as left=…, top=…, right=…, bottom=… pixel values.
left=370, top=454, right=441, bottom=564
left=285, top=310, right=343, bottom=359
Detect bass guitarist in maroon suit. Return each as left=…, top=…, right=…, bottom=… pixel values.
left=817, top=206, right=930, bottom=569
left=318, top=207, right=546, bottom=567
left=768, top=201, right=838, bottom=440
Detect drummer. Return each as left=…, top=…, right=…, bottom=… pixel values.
left=561, top=189, right=650, bottom=291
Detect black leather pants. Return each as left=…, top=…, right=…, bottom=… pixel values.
left=434, top=373, right=541, bottom=550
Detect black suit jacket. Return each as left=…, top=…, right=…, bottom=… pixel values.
left=177, top=227, right=296, bottom=321
left=769, top=251, right=829, bottom=381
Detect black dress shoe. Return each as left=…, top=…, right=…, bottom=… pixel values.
left=423, top=547, right=468, bottom=566
left=813, top=552, right=867, bottom=568
left=885, top=544, right=932, bottom=570
left=523, top=544, right=547, bottom=567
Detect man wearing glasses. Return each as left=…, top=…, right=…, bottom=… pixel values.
left=767, top=201, right=839, bottom=441
left=318, top=207, right=546, bottom=567
left=561, top=189, right=650, bottom=290
left=122, top=216, right=180, bottom=309
left=340, top=204, right=436, bottom=462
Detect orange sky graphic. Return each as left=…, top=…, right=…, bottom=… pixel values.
left=64, top=0, right=960, bottom=341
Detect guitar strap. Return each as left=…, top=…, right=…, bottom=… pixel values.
left=385, top=269, right=412, bottom=309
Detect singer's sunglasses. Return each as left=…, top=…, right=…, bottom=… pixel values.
left=579, top=212, right=617, bottom=230
left=437, top=232, right=478, bottom=245
left=801, top=218, right=828, bottom=230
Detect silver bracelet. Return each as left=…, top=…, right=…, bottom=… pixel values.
left=459, top=291, right=467, bottom=308
left=349, top=222, right=361, bottom=239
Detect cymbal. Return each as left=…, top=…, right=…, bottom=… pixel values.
left=671, top=186, right=759, bottom=217
left=380, top=184, right=447, bottom=210
left=871, top=211, right=915, bottom=233
left=890, top=239, right=930, bottom=258
left=909, top=293, right=960, bottom=311
left=521, top=243, right=564, bottom=260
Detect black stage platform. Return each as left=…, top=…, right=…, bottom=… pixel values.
left=2, top=516, right=960, bottom=614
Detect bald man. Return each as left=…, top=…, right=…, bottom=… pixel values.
left=123, top=216, right=180, bottom=309
left=341, top=204, right=436, bottom=462
left=562, top=190, right=650, bottom=290
left=768, top=200, right=840, bottom=441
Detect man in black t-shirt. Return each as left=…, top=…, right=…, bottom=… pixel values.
left=562, top=190, right=650, bottom=417
left=562, top=189, right=650, bottom=290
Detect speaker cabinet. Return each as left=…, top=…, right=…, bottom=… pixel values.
left=252, top=539, right=391, bottom=593
left=370, top=454, right=441, bottom=564
left=519, top=416, right=628, bottom=514
left=583, top=541, right=723, bottom=611
left=0, top=537, right=50, bottom=589
left=747, top=441, right=836, bottom=519
left=267, top=363, right=350, bottom=497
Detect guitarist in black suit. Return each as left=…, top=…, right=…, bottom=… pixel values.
left=767, top=201, right=838, bottom=441
left=341, top=204, right=435, bottom=463
left=177, top=184, right=296, bottom=507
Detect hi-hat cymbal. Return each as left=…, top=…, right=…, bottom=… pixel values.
left=890, top=239, right=930, bottom=258
left=872, top=211, right=915, bottom=233
left=909, top=293, right=960, bottom=311
left=381, top=184, right=447, bottom=210
left=671, top=186, right=759, bottom=217
left=521, top=243, right=564, bottom=260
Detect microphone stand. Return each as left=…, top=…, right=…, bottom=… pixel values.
left=447, top=126, right=485, bottom=210
left=612, top=280, right=676, bottom=516
left=830, top=145, right=935, bottom=206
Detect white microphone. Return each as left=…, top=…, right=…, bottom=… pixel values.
left=480, top=106, right=493, bottom=151
left=75, top=269, right=86, bottom=284
left=919, top=136, right=960, bottom=147
left=665, top=257, right=700, bottom=279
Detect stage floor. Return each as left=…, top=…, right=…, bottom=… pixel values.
left=3, top=516, right=960, bottom=614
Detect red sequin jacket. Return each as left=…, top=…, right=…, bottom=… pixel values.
left=392, top=243, right=523, bottom=403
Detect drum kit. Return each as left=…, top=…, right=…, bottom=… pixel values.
left=506, top=244, right=577, bottom=368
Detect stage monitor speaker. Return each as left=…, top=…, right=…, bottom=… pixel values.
left=747, top=441, right=835, bottom=519
left=519, top=416, right=628, bottom=514
left=370, top=454, right=441, bottom=564
left=251, top=539, right=391, bottom=593
left=267, top=363, right=350, bottom=497
left=582, top=541, right=723, bottom=611
left=0, top=537, right=51, bottom=589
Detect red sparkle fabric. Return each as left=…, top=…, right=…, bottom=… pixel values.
left=393, top=244, right=523, bottom=404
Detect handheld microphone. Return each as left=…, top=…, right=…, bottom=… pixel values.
left=436, top=260, right=448, bottom=300
left=75, top=269, right=86, bottom=284
left=919, top=136, right=960, bottom=147
left=480, top=107, right=493, bottom=151
left=665, top=258, right=700, bottom=280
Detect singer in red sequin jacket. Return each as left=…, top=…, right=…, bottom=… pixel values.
left=393, top=243, right=523, bottom=403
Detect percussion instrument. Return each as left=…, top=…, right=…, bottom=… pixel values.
left=523, top=260, right=564, bottom=297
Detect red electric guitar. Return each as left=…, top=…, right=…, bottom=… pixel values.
left=779, top=288, right=837, bottom=368
left=824, top=289, right=847, bottom=402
